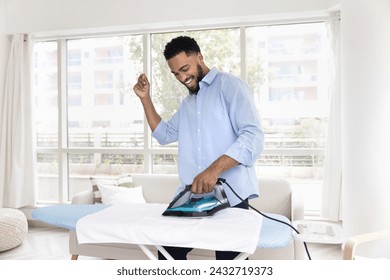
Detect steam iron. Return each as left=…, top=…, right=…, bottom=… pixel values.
left=162, top=180, right=230, bottom=217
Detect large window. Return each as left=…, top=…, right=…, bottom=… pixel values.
left=34, top=36, right=145, bottom=201
left=33, top=22, right=330, bottom=212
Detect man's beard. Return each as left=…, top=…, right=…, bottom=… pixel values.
left=186, top=64, right=204, bottom=95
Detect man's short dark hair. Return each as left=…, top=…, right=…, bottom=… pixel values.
left=163, top=36, right=201, bottom=60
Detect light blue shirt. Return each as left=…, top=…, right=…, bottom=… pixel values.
left=152, top=67, right=264, bottom=206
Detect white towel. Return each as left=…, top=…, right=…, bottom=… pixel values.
left=76, top=203, right=262, bottom=254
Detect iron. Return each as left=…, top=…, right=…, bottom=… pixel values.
left=162, top=180, right=230, bottom=217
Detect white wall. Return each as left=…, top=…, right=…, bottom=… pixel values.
left=342, top=0, right=390, bottom=256
left=4, top=0, right=337, bottom=34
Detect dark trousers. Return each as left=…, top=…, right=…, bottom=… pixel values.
left=158, top=198, right=249, bottom=260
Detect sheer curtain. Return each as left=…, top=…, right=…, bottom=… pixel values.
left=0, top=34, right=36, bottom=208
left=321, top=15, right=342, bottom=221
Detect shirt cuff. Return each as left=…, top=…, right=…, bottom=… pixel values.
left=151, top=120, right=166, bottom=143
left=225, top=142, right=256, bottom=167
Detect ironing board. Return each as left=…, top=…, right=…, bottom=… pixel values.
left=76, top=203, right=262, bottom=260
left=33, top=203, right=262, bottom=260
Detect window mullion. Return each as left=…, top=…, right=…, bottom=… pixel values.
left=143, top=33, right=152, bottom=173
left=57, top=39, right=69, bottom=203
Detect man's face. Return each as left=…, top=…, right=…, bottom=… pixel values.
left=167, top=52, right=205, bottom=94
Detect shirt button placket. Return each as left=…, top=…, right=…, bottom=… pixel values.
left=197, top=97, right=202, bottom=172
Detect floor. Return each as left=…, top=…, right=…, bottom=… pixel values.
left=0, top=225, right=343, bottom=260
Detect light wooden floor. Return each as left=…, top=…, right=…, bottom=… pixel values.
left=0, top=225, right=343, bottom=260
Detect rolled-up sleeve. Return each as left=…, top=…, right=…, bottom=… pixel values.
left=152, top=110, right=180, bottom=145
left=225, top=129, right=264, bottom=166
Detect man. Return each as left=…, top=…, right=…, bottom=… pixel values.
left=133, top=36, right=264, bottom=260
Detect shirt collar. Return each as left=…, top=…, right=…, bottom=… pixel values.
left=201, top=67, right=219, bottom=86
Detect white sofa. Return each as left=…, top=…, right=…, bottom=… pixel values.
left=70, top=174, right=304, bottom=260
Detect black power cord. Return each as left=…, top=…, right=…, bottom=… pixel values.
left=218, top=178, right=312, bottom=260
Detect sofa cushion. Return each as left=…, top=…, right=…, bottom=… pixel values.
left=90, top=174, right=135, bottom=204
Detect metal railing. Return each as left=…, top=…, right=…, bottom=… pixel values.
left=36, top=132, right=325, bottom=167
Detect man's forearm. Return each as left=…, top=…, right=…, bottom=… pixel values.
left=208, top=154, right=239, bottom=175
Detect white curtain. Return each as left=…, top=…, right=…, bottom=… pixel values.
left=0, top=34, right=36, bottom=208
left=321, top=15, right=342, bottom=221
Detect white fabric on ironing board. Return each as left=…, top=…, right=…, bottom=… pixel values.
left=76, top=203, right=262, bottom=255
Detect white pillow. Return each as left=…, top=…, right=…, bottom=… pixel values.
left=90, top=174, right=134, bottom=204
left=97, top=184, right=146, bottom=205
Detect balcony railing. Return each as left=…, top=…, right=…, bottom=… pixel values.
left=36, top=132, right=325, bottom=168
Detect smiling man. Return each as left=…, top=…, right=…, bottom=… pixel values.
left=133, top=36, right=264, bottom=260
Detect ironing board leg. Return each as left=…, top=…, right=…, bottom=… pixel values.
left=137, top=244, right=158, bottom=260
left=138, top=243, right=247, bottom=260
left=234, top=252, right=250, bottom=260
left=155, top=245, right=175, bottom=260
left=137, top=244, right=174, bottom=260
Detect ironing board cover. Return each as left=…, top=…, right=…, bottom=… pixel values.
left=32, top=204, right=109, bottom=231
left=76, top=203, right=262, bottom=255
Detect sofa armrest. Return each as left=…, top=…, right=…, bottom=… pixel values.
left=71, top=189, right=94, bottom=204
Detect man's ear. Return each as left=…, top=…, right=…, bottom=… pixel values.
left=197, top=52, right=204, bottom=63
